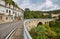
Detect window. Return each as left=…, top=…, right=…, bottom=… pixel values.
left=0, top=16, right=2, bottom=20
left=9, top=10, right=11, bottom=15
left=9, top=10, right=11, bottom=13
left=6, top=17, right=8, bottom=20
left=6, top=10, right=8, bottom=13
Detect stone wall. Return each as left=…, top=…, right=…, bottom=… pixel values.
left=25, top=19, right=55, bottom=31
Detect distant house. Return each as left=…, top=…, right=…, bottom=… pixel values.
left=43, top=12, right=60, bottom=19
left=0, top=0, right=23, bottom=23
left=51, top=13, right=60, bottom=19
left=43, top=13, right=49, bottom=16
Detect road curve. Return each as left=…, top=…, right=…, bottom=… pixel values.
left=0, top=21, right=22, bottom=39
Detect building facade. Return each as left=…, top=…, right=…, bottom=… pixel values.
left=0, top=0, right=23, bottom=23
left=43, top=13, right=49, bottom=16
left=43, top=13, right=60, bottom=19
left=51, top=13, right=60, bottom=19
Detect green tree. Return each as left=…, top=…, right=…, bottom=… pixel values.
left=58, top=15, right=60, bottom=20
left=24, top=8, right=30, bottom=13
left=49, top=21, right=56, bottom=27
left=30, top=25, right=49, bottom=39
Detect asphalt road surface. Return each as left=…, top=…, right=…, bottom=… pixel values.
left=0, top=21, right=23, bottom=39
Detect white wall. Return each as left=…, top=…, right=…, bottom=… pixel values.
left=10, top=4, right=13, bottom=8
left=0, top=6, right=6, bottom=14
left=0, top=0, right=5, bottom=5
left=0, top=0, right=23, bottom=21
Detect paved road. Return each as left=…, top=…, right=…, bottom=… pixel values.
left=9, top=21, right=24, bottom=39
left=0, top=21, right=23, bottom=39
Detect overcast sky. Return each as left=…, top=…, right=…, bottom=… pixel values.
left=13, top=0, right=60, bottom=11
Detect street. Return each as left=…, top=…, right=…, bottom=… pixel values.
left=0, top=21, right=23, bottom=39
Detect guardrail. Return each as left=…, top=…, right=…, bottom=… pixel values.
left=24, top=20, right=32, bottom=39
left=4, top=20, right=32, bottom=39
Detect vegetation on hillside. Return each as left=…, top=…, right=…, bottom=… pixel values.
left=44, top=9, right=60, bottom=13
left=29, top=16, right=60, bottom=39
left=30, top=25, right=57, bottom=39
left=24, top=8, right=51, bottom=19
left=24, top=8, right=60, bottom=19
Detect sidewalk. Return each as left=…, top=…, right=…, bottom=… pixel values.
left=0, top=20, right=18, bottom=24
left=0, top=21, right=13, bottom=24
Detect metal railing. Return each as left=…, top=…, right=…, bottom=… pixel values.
left=24, top=20, right=32, bottom=39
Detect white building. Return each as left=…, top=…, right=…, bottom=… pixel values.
left=0, top=0, right=23, bottom=23
left=51, top=13, right=60, bottom=19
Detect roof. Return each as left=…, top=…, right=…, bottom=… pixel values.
left=3, top=0, right=22, bottom=10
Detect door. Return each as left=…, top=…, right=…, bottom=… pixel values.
left=0, top=16, right=2, bottom=20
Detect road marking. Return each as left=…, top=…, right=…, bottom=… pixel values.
left=5, top=27, right=17, bottom=39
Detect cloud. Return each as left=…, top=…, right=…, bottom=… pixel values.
left=19, top=0, right=46, bottom=10
left=41, top=0, right=60, bottom=11
left=30, top=0, right=45, bottom=4
left=46, top=0, right=53, bottom=8
left=13, top=0, right=60, bottom=11
left=51, top=0, right=60, bottom=6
